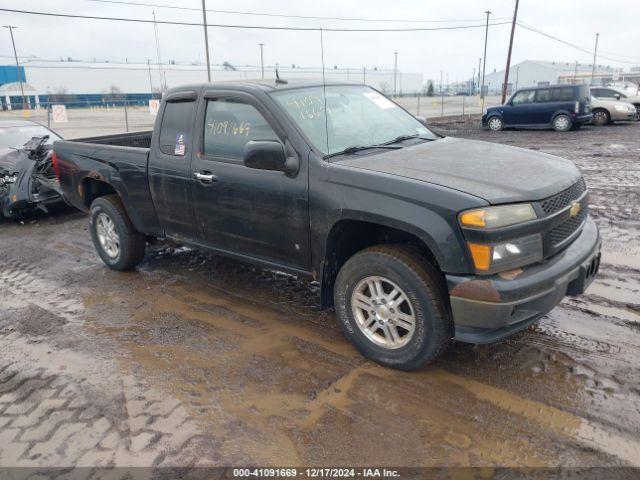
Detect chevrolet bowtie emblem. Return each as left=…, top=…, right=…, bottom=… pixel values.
left=570, top=201, right=581, bottom=217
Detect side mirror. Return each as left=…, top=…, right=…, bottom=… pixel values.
left=415, top=115, right=427, bottom=126
left=614, top=93, right=621, bottom=100
left=243, top=140, right=296, bottom=174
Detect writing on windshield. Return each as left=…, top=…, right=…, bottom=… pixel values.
left=272, top=85, right=434, bottom=156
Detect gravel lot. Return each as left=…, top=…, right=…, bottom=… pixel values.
left=0, top=118, right=639, bottom=474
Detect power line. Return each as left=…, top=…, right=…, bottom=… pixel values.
left=0, top=7, right=512, bottom=32
left=86, top=0, right=512, bottom=24
left=516, top=21, right=640, bottom=65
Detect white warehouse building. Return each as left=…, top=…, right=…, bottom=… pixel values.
left=19, top=61, right=424, bottom=96
left=483, top=60, right=616, bottom=95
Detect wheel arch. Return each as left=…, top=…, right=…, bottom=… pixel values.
left=81, top=176, right=148, bottom=234
left=318, top=218, right=444, bottom=309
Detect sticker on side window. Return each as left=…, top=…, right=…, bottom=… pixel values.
left=363, top=91, right=396, bottom=109
left=175, top=133, right=186, bottom=156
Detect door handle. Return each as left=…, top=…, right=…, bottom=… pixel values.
left=194, top=172, right=217, bottom=184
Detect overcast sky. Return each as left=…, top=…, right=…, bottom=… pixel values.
left=1, top=0, right=639, bottom=83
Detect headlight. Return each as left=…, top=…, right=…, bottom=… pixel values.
left=467, top=234, right=543, bottom=273
left=459, top=204, right=537, bottom=229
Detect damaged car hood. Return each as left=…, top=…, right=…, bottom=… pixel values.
left=335, top=137, right=582, bottom=204
left=0, top=148, right=23, bottom=173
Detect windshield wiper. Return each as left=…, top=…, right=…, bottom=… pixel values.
left=324, top=144, right=401, bottom=159
left=379, top=134, right=434, bottom=146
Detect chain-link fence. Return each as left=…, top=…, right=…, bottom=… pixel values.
left=0, top=100, right=157, bottom=139
left=0, top=93, right=503, bottom=139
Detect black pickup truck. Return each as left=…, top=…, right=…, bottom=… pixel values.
left=53, top=80, right=601, bottom=370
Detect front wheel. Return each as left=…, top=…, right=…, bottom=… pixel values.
left=487, top=116, right=504, bottom=131
left=333, top=245, right=453, bottom=370
left=553, top=114, right=572, bottom=132
left=89, top=194, right=146, bottom=270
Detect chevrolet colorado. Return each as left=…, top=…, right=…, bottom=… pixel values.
left=53, top=80, right=601, bottom=370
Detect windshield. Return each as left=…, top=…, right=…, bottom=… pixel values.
left=271, top=85, right=436, bottom=156
left=0, top=125, right=61, bottom=150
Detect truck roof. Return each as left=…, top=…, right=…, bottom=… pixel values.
left=165, top=78, right=364, bottom=96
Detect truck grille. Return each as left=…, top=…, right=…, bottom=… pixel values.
left=540, top=178, right=586, bottom=215
left=548, top=205, right=588, bottom=246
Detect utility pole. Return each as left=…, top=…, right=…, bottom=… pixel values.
left=147, top=59, right=154, bottom=96
left=481, top=10, right=491, bottom=112
left=258, top=43, right=264, bottom=78
left=393, top=51, right=398, bottom=96
left=573, top=60, right=578, bottom=84
left=201, top=0, right=212, bottom=82
left=363, top=66, right=366, bottom=84
left=591, top=33, right=599, bottom=85
left=501, top=0, right=519, bottom=104
left=3, top=25, right=26, bottom=109
left=152, top=12, right=164, bottom=93
left=477, top=57, right=481, bottom=96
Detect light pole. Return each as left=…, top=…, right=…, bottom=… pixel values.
left=152, top=12, right=164, bottom=93
left=477, top=57, right=481, bottom=96
left=147, top=59, right=154, bottom=96
left=202, top=0, right=212, bottom=82
left=481, top=10, right=491, bottom=112
left=591, top=33, right=599, bottom=85
left=393, top=51, right=398, bottom=96
left=3, top=25, right=26, bottom=109
left=258, top=43, right=264, bottom=78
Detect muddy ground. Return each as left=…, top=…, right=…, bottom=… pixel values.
left=0, top=119, right=639, bottom=474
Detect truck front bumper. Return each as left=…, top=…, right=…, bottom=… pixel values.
left=445, top=217, right=601, bottom=344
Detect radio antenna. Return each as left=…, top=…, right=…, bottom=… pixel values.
left=320, top=27, right=329, bottom=154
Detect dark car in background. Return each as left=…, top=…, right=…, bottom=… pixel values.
left=482, top=84, right=592, bottom=132
left=0, top=119, right=64, bottom=219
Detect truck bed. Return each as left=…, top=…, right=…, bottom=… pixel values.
left=71, top=131, right=153, bottom=149
left=53, top=132, right=160, bottom=235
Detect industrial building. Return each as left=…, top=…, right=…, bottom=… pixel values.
left=482, top=60, right=618, bottom=94
left=0, top=61, right=424, bottom=109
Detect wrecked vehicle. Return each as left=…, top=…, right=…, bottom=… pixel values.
left=53, top=80, right=601, bottom=370
left=0, top=119, right=63, bottom=219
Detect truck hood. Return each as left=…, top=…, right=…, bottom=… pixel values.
left=336, top=137, right=581, bottom=204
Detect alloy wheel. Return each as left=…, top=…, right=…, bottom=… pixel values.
left=350, top=275, right=416, bottom=349
left=95, top=212, right=120, bottom=258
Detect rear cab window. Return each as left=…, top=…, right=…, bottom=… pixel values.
left=159, top=99, right=196, bottom=156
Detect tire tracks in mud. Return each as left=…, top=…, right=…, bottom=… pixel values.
left=0, top=258, right=84, bottom=324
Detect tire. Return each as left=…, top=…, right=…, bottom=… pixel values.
left=552, top=114, right=572, bottom=132
left=333, top=245, right=453, bottom=370
left=592, top=109, right=610, bottom=126
left=634, top=104, right=640, bottom=119
left=89, top=194, right=146, bottom=270
left=487, top=116, right=504, bottom=131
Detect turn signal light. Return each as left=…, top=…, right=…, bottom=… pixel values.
left=460, top=210, right=486, bottom=228
left=467, top=243, right=491, bottom=271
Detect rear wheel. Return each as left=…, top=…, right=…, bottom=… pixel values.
left=592, top=109, right=610, bottom=126
left=487, top=116, right=504, bottom=131
left=333, top=245, right=453, bottom=370
left=553, top=114, right=572, bottom=132
left=89, top=194, right=146, bottom=270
